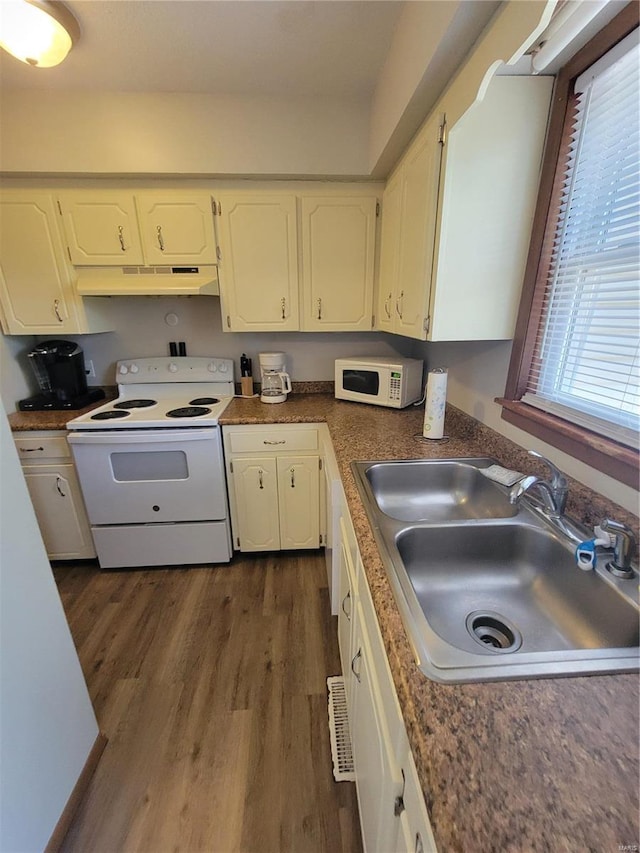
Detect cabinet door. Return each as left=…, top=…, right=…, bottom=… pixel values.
left=301, top=197, right=376, bottom=331
left=216, top=194, right=299, bottom=331
left=337, top=536, right=355, bottom=709
left=22, top=463, right=96, bottom=560
left=136, top=193, right=217, bottom=265
left=59, top=192, right=144, bottom=265
left=350, top=601, right=403, bottom=853
left=395, top=114, right=443, bottom=340
left=376, top=174, right=402, bottom=333
left=0, top=193, right=81, bottom=334
left=232, top=457, right=280, bottom=551
left=276, top=455, right=320, bottom=550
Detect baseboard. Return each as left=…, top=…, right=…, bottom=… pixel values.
left=45, top=731, right=108, bottom=853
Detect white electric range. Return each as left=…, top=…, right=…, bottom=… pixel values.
left=67, top=357, right=235, bottom=569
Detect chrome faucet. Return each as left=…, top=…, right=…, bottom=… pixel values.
left=509, top=451, right=569, bottom=518
left=599, top=519, right=637, bottom=579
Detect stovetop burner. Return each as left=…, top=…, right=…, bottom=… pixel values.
left=91, top=410, right=130, bottom=421
left=114, top=399, right=157, bottom=409
left=166, top=406, right=212, bottom=418
left=189, top=397, right=219, bottom=406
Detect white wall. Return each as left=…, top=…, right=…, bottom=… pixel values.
left=0, top=332, right=36, bottom=409
left=0, top=400, right=99, bottom=852
left=0, top=91, right=370, bottom=178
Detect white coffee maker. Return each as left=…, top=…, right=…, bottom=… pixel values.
left=259, top=352, right=292, bottom=404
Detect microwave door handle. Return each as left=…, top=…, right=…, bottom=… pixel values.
left=67, top=429, right=218, bottom=445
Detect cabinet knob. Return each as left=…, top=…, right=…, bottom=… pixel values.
left=119, top=364, right=129, bottom=375
left=168, top=363, right=178, bottom=373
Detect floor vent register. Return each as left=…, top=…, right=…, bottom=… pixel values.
left=327, top=676, right=355, bottom=781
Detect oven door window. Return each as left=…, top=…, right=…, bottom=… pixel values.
left=343, top=369, right=380, bottom=396
left=110, top=450, right=188, bottom=481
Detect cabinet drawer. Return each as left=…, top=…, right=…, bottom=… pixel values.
left=227, top=428, right=318, bottom=454
left=14, top=435, right=70, bottom=461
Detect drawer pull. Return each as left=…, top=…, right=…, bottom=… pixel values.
left=118, top=224, right=126, bottom=251
left=54, top=299, right=63, bottom=323
left=341, top=590, right=351, bottom=620
left=20, top=446, right=45, bottom=453
left=384, top=292, right=392, bottom=319
left=258, top=469, right=264, bottom=490
left=351, top=648, right=362, bottom=683
left=281, top=297, right=286, bottom=320
left=156, top=225, right=165, bottom=251
left=56, top=477, right=67, bottom=498
left=263, top=440, right=286, bottom=445
left=290, top=467, right=295, bottom=488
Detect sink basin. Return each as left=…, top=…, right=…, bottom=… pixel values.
left=352, top=457, right=639, bottom=682
left=357, top=458, right=516, bottom=522
left=396, top=523, right=639, bottom=655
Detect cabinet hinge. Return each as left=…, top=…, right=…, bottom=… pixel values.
left=229, top=460, right=234, bottom=473
left=423, top=316, right=430, bottom=334
left=438, top=118, right=447, bottom=147
left=56, top=199, right=62, bottom=216
left=376, top=201, right=380, bottom=217
left=226, top=315, right=231, bottom=329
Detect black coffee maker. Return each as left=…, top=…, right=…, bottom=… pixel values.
left=19, top=340, right=105, bottom=411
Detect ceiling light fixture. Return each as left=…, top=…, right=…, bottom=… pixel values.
left=0, top=0, right=80, bottom=68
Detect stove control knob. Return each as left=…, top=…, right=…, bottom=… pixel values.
left=168, top=363, right=178, bottom=373
left=129, top=363, right=139, bottom=374
left=207, top=362, right=218, bottom=373
left=218, top=362, right=228, bottom=373
left=119, top=364, right=129, bottom=375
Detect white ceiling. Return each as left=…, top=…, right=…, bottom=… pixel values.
left=0, top=0, right=405, bottom=97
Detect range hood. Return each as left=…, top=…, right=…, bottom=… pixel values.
left=76, top=265, right=219, bottom=296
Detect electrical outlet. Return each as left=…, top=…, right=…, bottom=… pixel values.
left=85, top=360, right=96, bottom=378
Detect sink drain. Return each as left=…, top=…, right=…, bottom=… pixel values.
left=465, top=611, right=522, bottom=654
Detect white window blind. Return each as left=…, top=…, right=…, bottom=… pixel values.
left=523, top=31, right=640, bottom=450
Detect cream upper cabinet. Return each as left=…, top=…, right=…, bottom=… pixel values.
left=216, top=194, right=299, bottom=331
left=376, top=111, right=446, bottom=341
left=135, top=192, right=217, bottom=266
left=59, top=192, right=144, bottom=265
left=301, top=196, right=377, bottom=332
left=377, top=75, right=552, bottom=342
left=376, top=171, right=402, bottom=334
left=429, top=76, right=552, bottom=340
left=0, top=191, right=112, bottom=335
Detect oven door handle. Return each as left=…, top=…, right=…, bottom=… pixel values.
left=67, top=428, right=218, bottom=445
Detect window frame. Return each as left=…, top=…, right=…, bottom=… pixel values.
left=499, top=2, right=640, bottom=490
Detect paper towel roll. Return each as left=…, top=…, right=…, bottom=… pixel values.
left=422, top=368, right=448, bottom=439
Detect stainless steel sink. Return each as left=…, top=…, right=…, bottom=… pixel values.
left=361, top=458, right=517, bottom=522
left=352, top=458, right=639, bottom=683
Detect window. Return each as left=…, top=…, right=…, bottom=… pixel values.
left=500, top=5, right=639, bottom=489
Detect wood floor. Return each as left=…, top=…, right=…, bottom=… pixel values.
left=53, top=551, right=362, bottom=853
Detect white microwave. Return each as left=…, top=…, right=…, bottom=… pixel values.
left=334, top=357, right=423, bottom=409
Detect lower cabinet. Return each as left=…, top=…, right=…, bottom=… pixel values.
left=223, top=424, right=321, bottom=552
left=338, top=498, right=437, bottom=853
left=14, top=431, right=95, bottom=560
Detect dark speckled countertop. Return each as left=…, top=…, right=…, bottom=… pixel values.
left=10, top=392, right=640, bottom=851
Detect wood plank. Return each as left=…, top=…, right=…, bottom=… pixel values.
left=54, top=553, right=361, bottom=853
